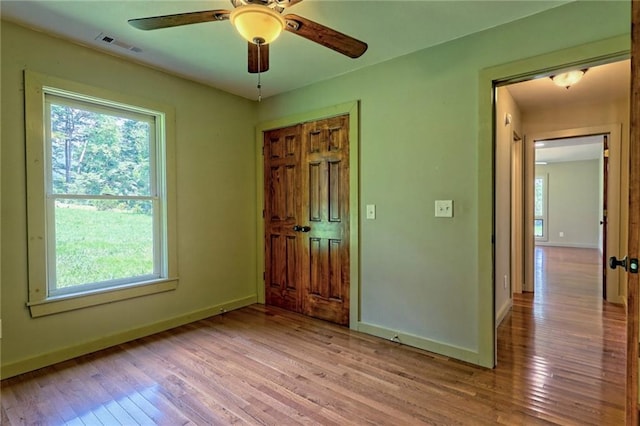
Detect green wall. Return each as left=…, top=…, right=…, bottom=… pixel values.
left=1, top=21, right=259, bottom=377
left=258, top=1, right=630, bottom=365
left=536, top=160, right=601, bottom=248
left=0, top=0, right=631, bottom=375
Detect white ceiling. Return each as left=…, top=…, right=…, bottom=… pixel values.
left=0, top=0, right=572, bottom=100
left=535, top=135, right=603, bottom=164
left=507, top=60, right=630, bottom=164
left=506, top=60, right=631, bottom=114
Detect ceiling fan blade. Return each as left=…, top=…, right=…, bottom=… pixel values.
left=128, top=9, right=230, bottom=30
left=283, top=14, right=367, bottom=58
left=248, top=42, right=270, bottom=74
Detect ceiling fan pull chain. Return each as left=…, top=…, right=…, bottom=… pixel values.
left=256, top=38, right=263, bottom=102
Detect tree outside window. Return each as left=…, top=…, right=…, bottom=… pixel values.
left=534, top=175, right=548, bottom=240
left=46, top=97, right=160, bottom=294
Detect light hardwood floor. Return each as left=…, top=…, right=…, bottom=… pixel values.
left=1, top=246, right=626, bottom=425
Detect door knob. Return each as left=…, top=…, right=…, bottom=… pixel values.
left=300, top=226, right=311, bottom=233
left=293, top=225, right=302, bottom=232
left=609, top=256, right=628, bottom=271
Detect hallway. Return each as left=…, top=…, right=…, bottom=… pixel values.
left=497, top=246, right=626, bottom=424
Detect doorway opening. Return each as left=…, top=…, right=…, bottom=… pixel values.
left=494, top=59, right=629, bottom=313
left=493, top=58, right=630, bottom=364
left=533, top=134, right=610, bottom=299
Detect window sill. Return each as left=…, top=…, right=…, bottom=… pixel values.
left=27, top=278, right=179, bottom=318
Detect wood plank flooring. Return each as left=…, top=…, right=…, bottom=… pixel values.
left=1, top=246, right=626, bottom=425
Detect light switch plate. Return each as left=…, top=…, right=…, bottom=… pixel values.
left=435, top=200, right=453, bottom=217
left=366, top=204, right=376, bottom=219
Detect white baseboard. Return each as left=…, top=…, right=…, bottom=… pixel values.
left=356, top=321, right=484, bottom=366
left=1, top=295, right=257, bottom=380
left=496, top=299, right=512, bottom=327
left=535, top=242, right=598, bottom=249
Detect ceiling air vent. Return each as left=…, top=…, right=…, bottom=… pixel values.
left=95, top=33, right=142, bottom=53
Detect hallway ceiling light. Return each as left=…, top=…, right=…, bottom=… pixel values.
left=551, top=69, right=587, bottom=89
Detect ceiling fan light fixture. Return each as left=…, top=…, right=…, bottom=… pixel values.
left=230, top=5, right=285, bottom=45
left=551, top=69, right=587, bottom=89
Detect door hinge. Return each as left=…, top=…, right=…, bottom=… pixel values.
left=603, top=209, right=607, bottom=217
left=262, top=144, right=265, bottom=155
left=262, top=209, right=265, bottom=218
left=263, top=271, right=265, bottom=281
left=603, top=149, right=609, bottom=158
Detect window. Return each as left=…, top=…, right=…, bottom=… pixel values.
left=25, top=71, right=177, bottom=317
left=534, top=174, right=548, bottom=240
left=534, top=218, right=544, bottom=238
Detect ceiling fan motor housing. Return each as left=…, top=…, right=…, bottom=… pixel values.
left=231, top=0, right=285, bottom=13
left=230, top=4, right=286, bottom=45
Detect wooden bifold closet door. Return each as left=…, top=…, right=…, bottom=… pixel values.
left=264, top=115, right=350, bottom=325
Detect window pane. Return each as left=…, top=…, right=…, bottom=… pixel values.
left=49, top=103, right=151, bottom=196
left=534, top=219, right=544, bottom=238
left=54, top=200, right=155, bottom=289
left=534, top=177, right=544, bottom=217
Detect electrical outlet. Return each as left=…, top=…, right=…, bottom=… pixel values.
left=559, top=231, right=564, bottom=237
left=366, top=204, right=376, bottom=219
left=435, top=200, right=453, bottom=218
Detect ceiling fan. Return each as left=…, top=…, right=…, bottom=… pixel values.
left=128, top=0, right=368, bottom=74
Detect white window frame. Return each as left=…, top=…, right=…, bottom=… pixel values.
left=534, top=173, right=548, bottom=241
left=25, top=70, right=178, bottom=317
